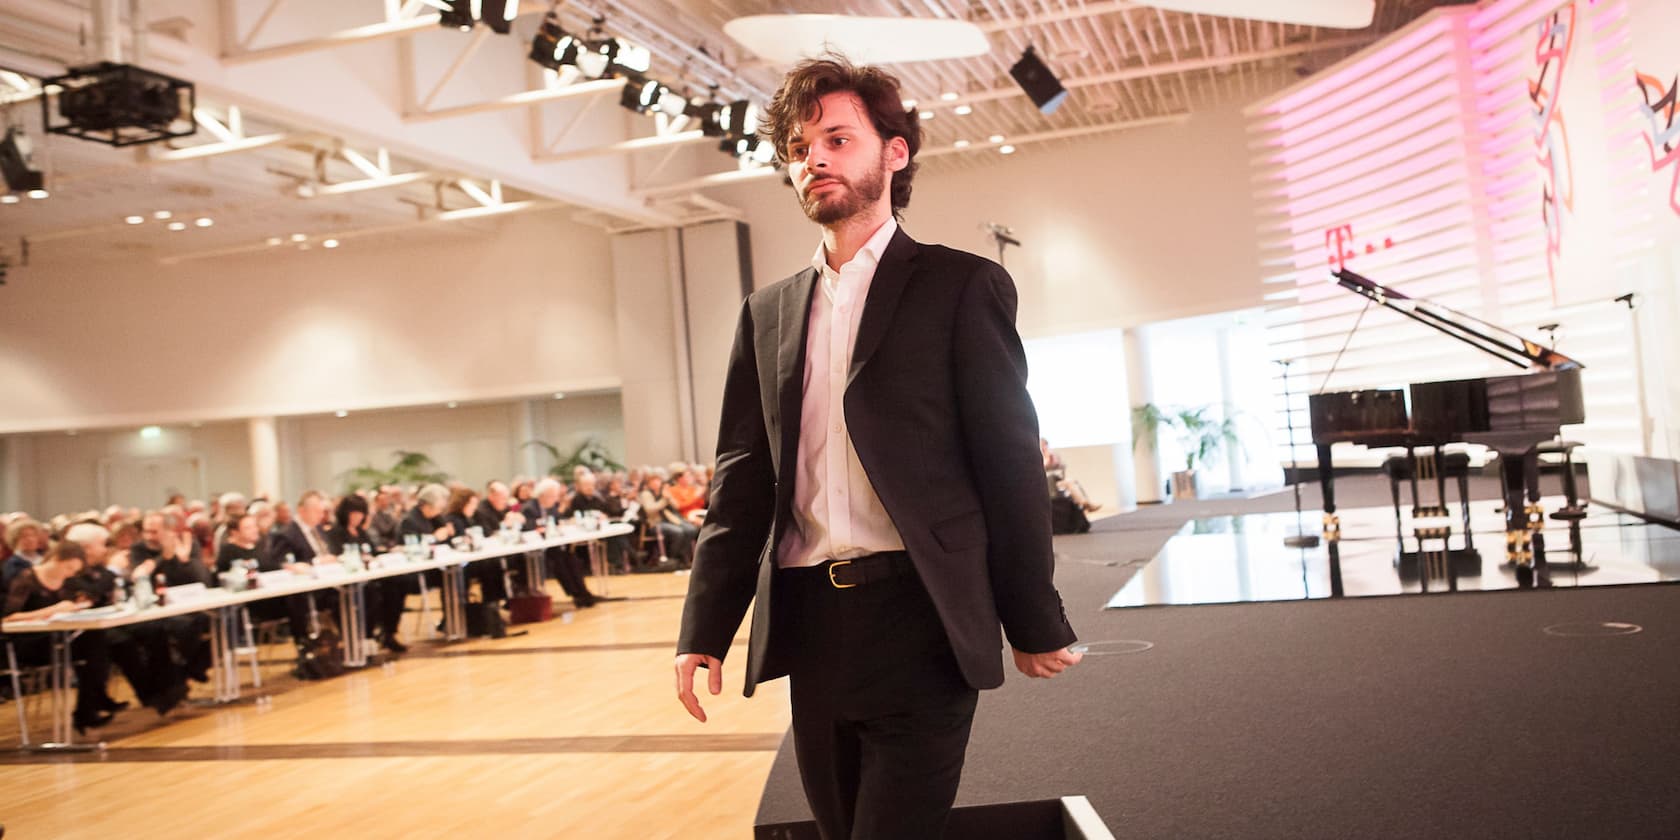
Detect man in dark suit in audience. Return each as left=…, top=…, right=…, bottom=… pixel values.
left=520, top=478, right=599, bottom=608
left=674, top=56, right=1081, bottom=840
left=268, top=491, right=337, bottom=651
left=471, top=481, right=523, bottom=603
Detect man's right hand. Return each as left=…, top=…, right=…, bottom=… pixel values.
left=674, top=653, right=722, bottom=723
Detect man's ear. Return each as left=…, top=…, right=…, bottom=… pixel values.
left=885, top=135, right=910, bottom=173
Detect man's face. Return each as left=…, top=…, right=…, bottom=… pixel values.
left=237, top=517, right=260, bottom=543
left=786, top=92, right=903, bottom=226
left=577, top=475, right=597, bottom=497
left=297, top=499, right=324, bottom=527
left=488, top=483, right=509, bottom=509
left=538, top=487, right=560, bottom=508
left=140, top=515, right=164, bottom=549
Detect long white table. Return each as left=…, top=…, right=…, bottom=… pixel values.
left=2, top=522, right=633, bottom=751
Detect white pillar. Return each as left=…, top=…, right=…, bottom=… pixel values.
left=515, top=398, right=546, bottom=478
left=1125, top=327, right=1163, bottom=503
left=248, top=417, right=281, bottom=501
left=0, top=435, right=34, bottom=513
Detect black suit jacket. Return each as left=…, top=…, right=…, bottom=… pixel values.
left=677, top=228, right=1076, bottom=695
left=271, top=521, right=327, bottom=564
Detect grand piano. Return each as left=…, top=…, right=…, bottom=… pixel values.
left=1307, top=268, right=1585, bottom=584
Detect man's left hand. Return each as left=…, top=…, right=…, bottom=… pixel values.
left=1012, top=646, right=1083, bottom=678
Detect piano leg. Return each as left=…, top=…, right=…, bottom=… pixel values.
left=1498, top=450, right=1535, bottom=585
left=1316, top=444, right=1340, bottom=542
left=1457, top=469, right=1474, bottom=552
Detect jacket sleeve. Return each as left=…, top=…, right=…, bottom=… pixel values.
left=677, top=298, right=778, bottom=662
left=952, top=261, right=1077, bottom=654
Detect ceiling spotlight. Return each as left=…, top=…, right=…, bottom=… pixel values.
left=125, top=215, right=144, bottom=224
left=732, top=136, right=776, bottom=166
left=553, top=392, right=566, bottom=400
left=481, top=0, right=519, bottom=35
left=954, top=104, right=972, bottom=116
left=194, top=217, right=213, bottom=227
left=0, top=195, right=17, bottom=204
left=139, top=425, right=162, bottom=439
left=988, top=134, right=1004, bottom=143
left=720, top=100, right=759, bottom=141
left=154, top=210, right=172, bottom=219
left=26, top=188, right=48, bottom=199
left=447, top=401, right=459, bottom=409
left=322, top=239, right=340, bottom=249
left=266, top=236, right=282, bottom=246
left=436, top=0, right=474, bottom=31
left=918, top=110, right=934, bottom=120
left=621, top=77, right=664, bottom=114
left=901, top=99, right=917, bottom=111
left=529, top=16, right=581, bottom=70
left=335, top=410, right=349, bottom=418
left=940, top=91, right=958, bottom=101
left=953, top=139, right=970, bottom=148
left=290, top=233, right=306, bottom=242
left=999, top=144, right=1016, bottom=154
left=167, top=221, right=186, bottom=231
left=1009, top=46, right=1068, bottom=115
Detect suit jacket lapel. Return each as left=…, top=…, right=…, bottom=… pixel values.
left=776, top=267, right=818, bottom=473
left=847, top=227, right=919, bottom=389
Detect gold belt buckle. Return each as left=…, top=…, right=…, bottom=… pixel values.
left=827, top=559, right=856, bottom=589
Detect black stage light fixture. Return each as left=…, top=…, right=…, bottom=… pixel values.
left=529, top=17, right=580, bottom=70
left=0, top=128, right=45, bottom=195
left=437, top=0, right=475, bottom=31
left=620, top=75, right=660, bottom=113
left=720, top=100, right=759, bottom=141
left=1009, top=46, right=1068, bottom=115
left=481, top=0, right=518, bottom=34
left=692, top=102, right=726, bottom=137
left=41, top=62, right=195, bottom=147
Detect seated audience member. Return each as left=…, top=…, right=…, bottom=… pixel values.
left=165, top=493, right=186, bottom=508
left=273, top=501, right=294, bottom=530
left=135, top=516, right=213, bottom=682
left=666, top=464, right=708, bottom=527
left=470, top=481, right=523, bottom=604
left=63, top=523, right=189, bottom=717
left=567, top=472, right=634, bottom=573
left=3, top=543, right=131, bottom=732
left=327, top=494, right=409, bottom=654
left=512, top=479, right=535, bottom=505
left=444, top=487, right=480, bottom=540
left=520, top=478, right=600, bottom=607
left=268, top=492, right=342, bottom=649
left=213, top=492, right=248, bottom=548
left=2, top=519, right=45, bottom=589
left=401, top=484, right=455, bottom=545
left=639, top=472, right=697, bottom=567
left=110, top=521, right=140, bottom=553
left=367, top=486, right=404, bottom=552
left=152, top=519, right=212, bottom=587
left=1042, top=438, right=1097, bottom=535
left=221, top=510, right=313, bottom=650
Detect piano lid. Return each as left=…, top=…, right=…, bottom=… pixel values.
left=1330, top=268, right=1583, bottom=372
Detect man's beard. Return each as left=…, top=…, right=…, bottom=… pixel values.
left=800, top=157, right=889, bottom=225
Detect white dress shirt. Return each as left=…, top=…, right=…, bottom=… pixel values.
left=777, top=217, right=908, bottom=569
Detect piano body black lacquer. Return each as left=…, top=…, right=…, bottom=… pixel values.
left=1306, top=269, right=1585, bottom=583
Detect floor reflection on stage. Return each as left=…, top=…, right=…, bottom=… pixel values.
left=1106, top=497, right=1680, bottom=608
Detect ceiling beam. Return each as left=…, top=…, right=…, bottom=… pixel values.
left=222, top=14, right=441, bottom=64
left=405, top=77, right=626, bottom=122
left=535, top=130, right=710, bottom=163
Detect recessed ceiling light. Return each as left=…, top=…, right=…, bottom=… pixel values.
left=139, top=426, right=162, bottom=439
left=953, top=139, right=970, bottom=148
left=26, top=189, right=48, bottom=199
left=919, top=110, right=934, bottom=120
left=553, top=392, right=566, bottom=400
left=298, top=243, right=312, bottom=250
left=65, top=429, right=78, bottom=436
left=290, top=233, right=306, bottom=242
left=322, top=239, right=340, bottom=249
left=954, top=104, right=972, bottom=116
left=940, top=91, right=958, bottom=101
left=999, top=144, right=1016, bottom=155
left=0, top=195, right=18, bottom=204
left=335, top=410, right=348, bottom=418
left=154, top=210, right=172, bottom=220
left=988, top=134, right=1004, bottom=143
left=266, top=236, right=282, bottom=246
left=901, top=98, right=917, bottom=110
left=195, top=217, right=213, bottom=227
left=167, top=221, right=186, bottom=231
left=125, top=215, right=144, bottom=224
left=446, top=401, right=459, bottom=409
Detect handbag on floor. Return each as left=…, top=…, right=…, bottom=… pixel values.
left=466, top=601, right=509, bottom=638
left=507, top=594, right=552, bottom=624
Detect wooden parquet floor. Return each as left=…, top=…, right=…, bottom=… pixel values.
left=0, top=572, right=790, bottom=839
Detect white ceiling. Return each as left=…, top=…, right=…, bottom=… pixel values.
left=0, top=0, right=1459, bottom=265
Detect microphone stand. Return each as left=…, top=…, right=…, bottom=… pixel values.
left=1278, top=358, right=1320, bottom=549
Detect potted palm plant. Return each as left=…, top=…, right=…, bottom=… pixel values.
left=1131, top=404, right=1243, bottom=500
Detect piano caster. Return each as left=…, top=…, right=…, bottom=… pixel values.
left=1322, top=513, right=1342, bottom=543
left=1515, top=563, right=1535, bottom=587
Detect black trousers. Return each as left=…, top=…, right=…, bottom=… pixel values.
left=543, top=546, right=596, bottom=604
left=782, top=555, right=980, bottom=840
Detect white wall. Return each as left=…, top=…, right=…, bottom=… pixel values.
left=0, top=208, right=620, bottom=434
left=5, top=421, right=253, bottom=515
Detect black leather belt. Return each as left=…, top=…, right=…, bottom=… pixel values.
left=823, top=551, right=912, bottom=589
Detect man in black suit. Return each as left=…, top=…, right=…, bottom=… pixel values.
left=520, top=478, right=600, bottom=608
left=675, top=56, right=1081, bottom=839
left=269, top=491, right=337, bottom=647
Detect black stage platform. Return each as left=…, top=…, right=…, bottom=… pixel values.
left=755, top=490, right=1680, bottom=838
